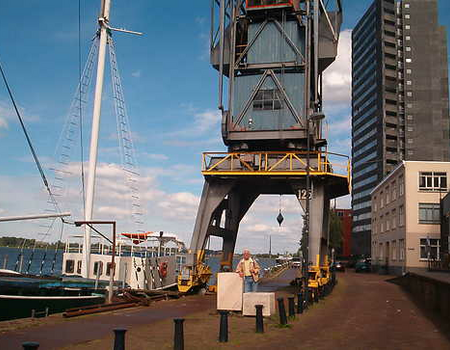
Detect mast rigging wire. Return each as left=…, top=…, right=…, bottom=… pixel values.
left=79, top=0, right=87, bottom=216
left=0, top=58, right=61, bottom=214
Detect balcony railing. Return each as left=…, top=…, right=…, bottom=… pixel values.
left=202, top=151, right=350, bottom=181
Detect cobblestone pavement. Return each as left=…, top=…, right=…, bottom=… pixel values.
left=1, top=271, right=450, bottom=349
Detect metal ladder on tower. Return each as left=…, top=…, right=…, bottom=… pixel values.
left=38, top=38, right=99, bottom=237
left=108, top=35, right=144, bottom=232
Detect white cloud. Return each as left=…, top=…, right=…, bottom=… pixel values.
left=163, top=107, right=222, bottom=147
left=0, top=117, right=7, bottom=129
left=142, top=153, right=169, bottom=161
left=322, top=29, right=352, bottom=109
left=167, top=109, right=220, bottom=138
left=131, top=70, right=141, bottom=78
left=328, top=116, right=351, bottom=136
left=0, top=99, right=40, bottom=123
left=195, top=17, right=206, bottom=25
left=108, top=131, right=147, bottom=143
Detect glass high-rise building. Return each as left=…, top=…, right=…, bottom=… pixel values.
left=351, top=0, right=450, bottom=256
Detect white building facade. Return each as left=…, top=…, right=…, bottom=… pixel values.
left=371, top=161, right=449, bottom=275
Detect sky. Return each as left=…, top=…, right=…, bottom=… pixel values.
left=0, top=0, right=449, bottom=254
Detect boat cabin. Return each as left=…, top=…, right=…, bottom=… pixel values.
left=62, top=234, right=186, bottom=290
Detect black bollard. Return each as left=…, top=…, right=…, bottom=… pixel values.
left=219, top=311, right=229, bottom=342
left=174, top=318, right=185, bottom=350
left=22, top=342, right=39, bottom=350
left=314, top=288, right=319, bottom=303
left=296, top=292, right=303, bottom=314
left=113, top=328, right=127, bottom=350
left=255, top=304, right=264, bottom=333
left=277, top=297, right=287, bottom=325
left=288, top=296, right=295, bottom=318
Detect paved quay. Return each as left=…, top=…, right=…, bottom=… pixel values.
left=1, top=270, right=450, bottom=349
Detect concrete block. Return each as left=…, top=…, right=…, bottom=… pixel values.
left=242, top=292, right=276, bottom=316
left=217, top=272, right=243, bottom=311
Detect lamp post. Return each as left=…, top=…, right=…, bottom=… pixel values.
left=75, top=220, right=116, bottom=303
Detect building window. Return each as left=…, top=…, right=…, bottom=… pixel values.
left=253, top=89, right=283, bottom=111
left=420, top=238, right=440, bottom=260
left=399, top=239, right=405, bottom=261
left=386, top=213, right=390, bottom=231
left=380, top=215, right=384, bottom=233
left=374, top=197, right=378, bottom=212
left=406, top=58, right=412, bottom=63
left=392, top=181, right=397, bottom=200
left=407, top=126, right=413, bottom=132
left=405, top=3, right=410, bottom=9
left=418, top=203, right=441, bottom=224
left=399, top=205, right=405, bottom=226
left=406, top=69, right=412, bottom=74
left=392, top=241, right=397, bottom=261
left=405, top=25, right=411, bottom=30
left=407, top=91, right=413, bottom=97
left=392, top=209, right=397, bottom=229
left=407, top=138, right=413, bottom=144
left=405, top=35, right=411, bottom=41
left=419, top=172, right=447, bottom=191
left=399, top=176, right=404, bottom=196
left=406, top=80, right=412, bottom=86
left=405, top=46, right=411, bottom=52
left=77, top=261, right=82, bottom=274
left=407, top=114, right=413, bottom=120
left=386, top=187, right=390, bottom=204
left=405, top=14, right=410, bottom=19
left=380, top=191, right=384, bottom=208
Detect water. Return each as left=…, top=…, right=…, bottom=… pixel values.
left=0, top=247, right=276, bottom=282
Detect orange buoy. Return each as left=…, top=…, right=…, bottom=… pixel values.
left=159, top=261, right=168, bottom=278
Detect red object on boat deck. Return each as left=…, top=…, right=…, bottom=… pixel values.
left=246, top=0, right=294, bottom=10
left=121, top=232, right=154, bottom=244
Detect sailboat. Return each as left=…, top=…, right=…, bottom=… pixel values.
left=0, top=0, right=185, bottom=321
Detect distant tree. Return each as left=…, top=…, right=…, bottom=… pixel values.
left=299, top=214, right=307, bottom=259
left=329, top=210, right=343, bottom=251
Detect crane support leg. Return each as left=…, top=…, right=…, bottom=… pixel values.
left=178, top=178, right=258, bottom=293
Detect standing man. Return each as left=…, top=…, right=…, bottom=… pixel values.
left=236, top=249, right=261, bottom=292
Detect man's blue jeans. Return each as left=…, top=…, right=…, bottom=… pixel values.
left=244, top=276, right=258, bottom=292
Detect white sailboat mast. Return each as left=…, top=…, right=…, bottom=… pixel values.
left=82, top=0, right=111, bottom=278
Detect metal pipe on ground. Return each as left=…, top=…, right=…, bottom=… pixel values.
left=219, top=311, right=229, bottom=342
left=64, top=301, right=139, bottom=318
left=255, top=304, right=264, bottom=333
left=277, top=297, right=287, bottom=325
left=174, top=318, right=185, bottom=350
left=113, top=328, right=126, bottom=350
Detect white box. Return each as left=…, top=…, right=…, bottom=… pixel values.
left=242, top=292, right=276, bottom=317
left=217, top=272, right=243, bottom=311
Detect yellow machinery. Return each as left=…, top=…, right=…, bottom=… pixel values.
left=177, top=250, right=212, bottom=294
left=306, top=255, right=331, bottom=299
